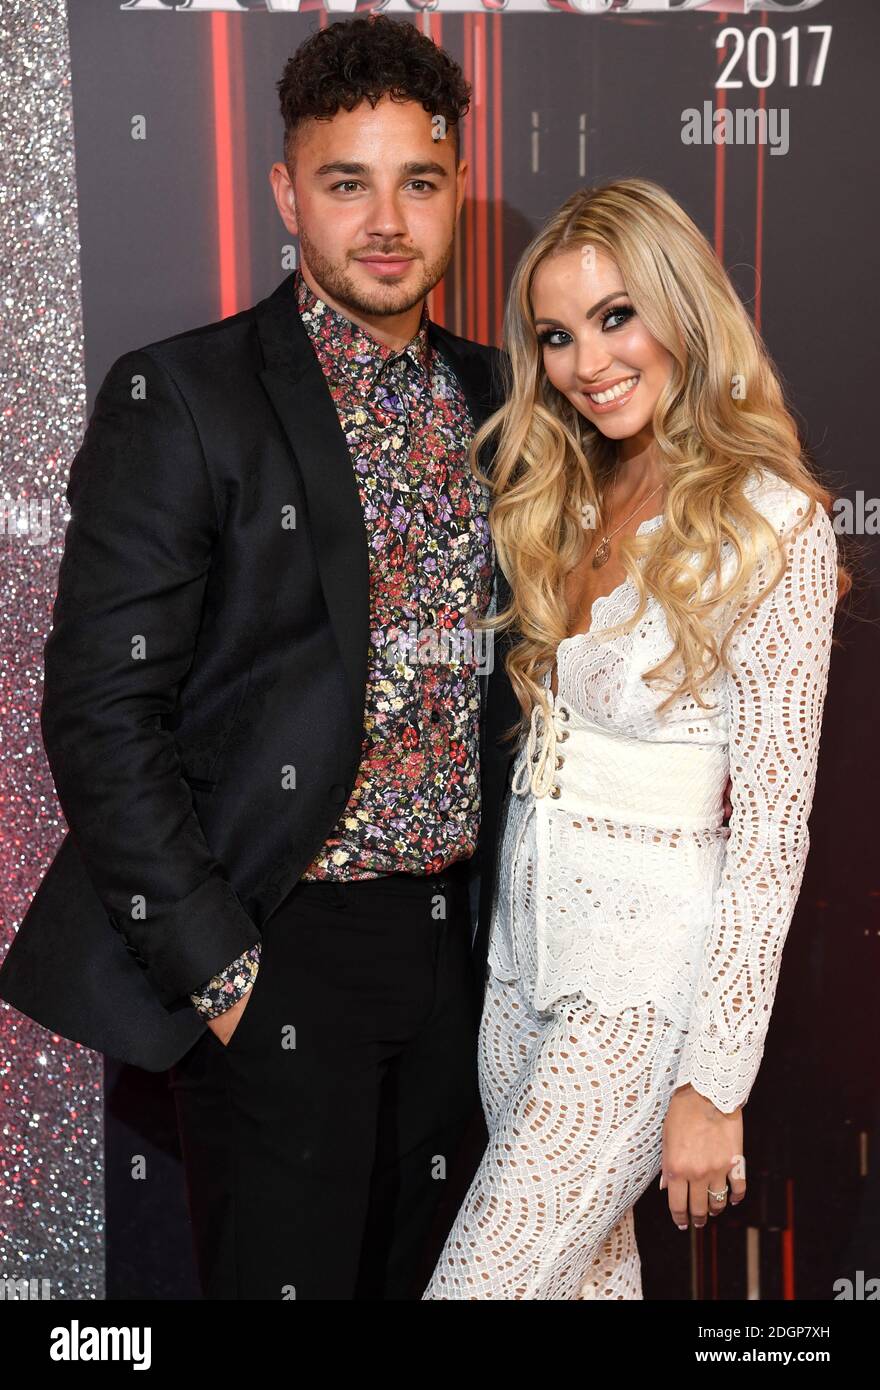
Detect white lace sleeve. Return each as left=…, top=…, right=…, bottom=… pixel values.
left=673, top=489, right=839, bottom=1114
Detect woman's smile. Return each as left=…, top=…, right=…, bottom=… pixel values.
left=582, top=373, right=640, bottom=412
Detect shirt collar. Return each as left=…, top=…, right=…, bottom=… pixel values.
left=294, top=265, right=432, bottom=390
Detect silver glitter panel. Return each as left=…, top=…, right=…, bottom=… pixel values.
left=0, top=0, right=104, bottom=1300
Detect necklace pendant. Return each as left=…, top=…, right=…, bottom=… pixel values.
left=592, top=538, right=610, bottom=568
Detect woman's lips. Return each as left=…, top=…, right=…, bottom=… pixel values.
left=582, top=374, right=640, bottom=413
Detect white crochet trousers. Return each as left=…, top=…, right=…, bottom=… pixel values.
left=421, top=968, right=688, bottom=1300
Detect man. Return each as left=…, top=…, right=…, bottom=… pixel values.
left=0, top=16, right=517, bottom=1299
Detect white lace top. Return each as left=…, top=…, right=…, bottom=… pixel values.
left=487, top=467, right=839, bottom=1114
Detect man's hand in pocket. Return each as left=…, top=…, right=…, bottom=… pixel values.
left=206, top=988, right=252, bottom=1046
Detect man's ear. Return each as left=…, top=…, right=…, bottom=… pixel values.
left=455, top=158, right=469, bottom=220
left=269, top=162, right=299, bottom=237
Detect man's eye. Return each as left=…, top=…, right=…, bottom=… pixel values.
left=328, top=181, right=437, bottom=193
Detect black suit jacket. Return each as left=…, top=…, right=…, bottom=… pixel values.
left=0, top=271, right=519, bottom=1072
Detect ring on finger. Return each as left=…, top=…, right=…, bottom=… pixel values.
left=708, top=1185, right=729, bottom=1202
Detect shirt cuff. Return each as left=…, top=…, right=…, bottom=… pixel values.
left=189, top=942, right=261, bottom=1020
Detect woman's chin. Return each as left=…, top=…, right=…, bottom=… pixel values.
left=580, top=412, right=651, bottom=441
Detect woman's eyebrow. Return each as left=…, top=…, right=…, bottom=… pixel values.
left=534, top=291, right=628, bottom=327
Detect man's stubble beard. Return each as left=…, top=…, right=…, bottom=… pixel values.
left=296, top=221, right=455, bottom=320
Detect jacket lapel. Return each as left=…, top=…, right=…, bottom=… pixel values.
left=254, top=272, right=502, bottom=737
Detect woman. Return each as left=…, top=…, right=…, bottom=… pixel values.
left=422, top=178, right=848, bottom=1300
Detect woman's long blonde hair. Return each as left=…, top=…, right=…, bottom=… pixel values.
left=470, top=177, right=850, bottom=746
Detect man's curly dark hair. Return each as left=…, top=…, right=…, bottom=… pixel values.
left=277, top=15, right=471, bottom=167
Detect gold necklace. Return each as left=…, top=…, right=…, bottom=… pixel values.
left=591, top=480, right=665, bottom=569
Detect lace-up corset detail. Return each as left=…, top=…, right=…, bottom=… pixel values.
left=510, top=688, right=729, bottom=828
left=510, top=693, right=570, bottom=800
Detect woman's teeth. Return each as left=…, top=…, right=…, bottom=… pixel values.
left=589, top=375, right=639, bottom=403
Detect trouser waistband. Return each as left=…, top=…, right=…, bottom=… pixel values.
left=290, top=856, right=472, bottom=903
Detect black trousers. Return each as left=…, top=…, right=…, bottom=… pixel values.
left=167, top=859, right=487, bottom=1299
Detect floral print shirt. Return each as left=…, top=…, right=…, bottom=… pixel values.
left=190, top=268, right=494, bottom=1020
